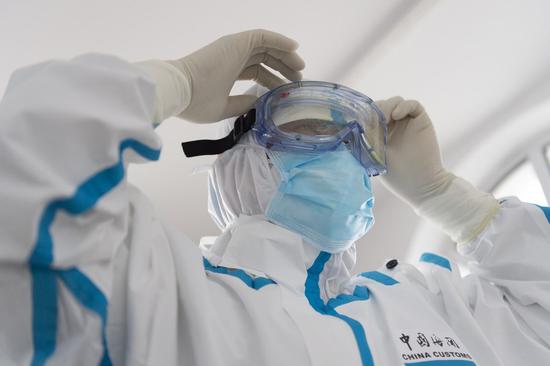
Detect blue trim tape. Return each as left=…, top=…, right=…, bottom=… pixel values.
left=327, top=286, right=370, bottom=309
left=59, top=269, right=112, bottom=366
left=420, top=253, right=452, bottom=272
left=29, top=139, right=160, bottom=365
left=305, top=252, right=375, bottom=366
left=405, top=360, right=476, bottom=366
left=535, top=204, right=550, bottom=224
left=361, top=271, right=399, bottom=285
left=203, top=257, right=275, bottom=290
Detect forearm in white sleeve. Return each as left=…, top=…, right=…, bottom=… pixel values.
left=0, top=53, right=164, bottom=365
left=415, top=173, right=501, bottom=245
left=0, top=53, right=162, bottom=266
left=134, top=60, right=191, bottom=123
left=459, top=198, right=550, bottom=347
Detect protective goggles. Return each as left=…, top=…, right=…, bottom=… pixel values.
left=181, top=81, right=387, bottom=176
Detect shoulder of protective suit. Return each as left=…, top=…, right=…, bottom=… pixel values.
left=353, top=253, right=458, bottom=290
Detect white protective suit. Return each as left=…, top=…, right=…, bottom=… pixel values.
left=1, top=53, right=550, bottom=366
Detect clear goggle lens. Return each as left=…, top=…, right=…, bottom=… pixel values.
left=255, top=81, right=387, bottom=175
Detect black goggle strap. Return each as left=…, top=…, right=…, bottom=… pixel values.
left=181, top=109, right=256, bottom=157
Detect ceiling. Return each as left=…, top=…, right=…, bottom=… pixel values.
left=2, top=0, right=550, bottom=269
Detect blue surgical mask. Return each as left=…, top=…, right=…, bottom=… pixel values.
left=265, top=147, right=375, bottom=253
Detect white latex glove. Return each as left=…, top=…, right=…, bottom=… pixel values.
left=375, top=97, right=499, bottom=244
left=135, top=29, right=304, bottom=123
left=375, top=97, right=447, bottom=207
left=170, top=29, right=304, bottom=123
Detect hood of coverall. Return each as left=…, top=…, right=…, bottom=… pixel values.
left=205, top=86, right=360, bottom=297
left=207, top=84, right=280, bottom=230
left=206, top=129, right=359, bottom=299
left=207, top=131, right=282, bottom=230
left=207, top=84, right=375, bottom=241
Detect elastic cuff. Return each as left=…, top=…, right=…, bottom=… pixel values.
left=416, top=174, right=500, bottom=245
left=134, top=60, right=191, bottom=123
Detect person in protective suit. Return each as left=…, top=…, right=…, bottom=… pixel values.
left=0, top=29, right=549, bottom=366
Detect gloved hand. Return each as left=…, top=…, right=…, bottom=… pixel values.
left=135, top=29, right=305, bottom=123
left=170, top=29, right=304, bottom=123
left=375, top=97, right=448, bottom=208
left=375, top=97, right=499, bottom=245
